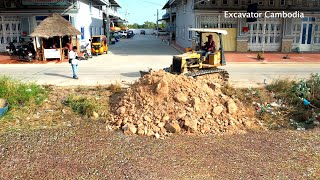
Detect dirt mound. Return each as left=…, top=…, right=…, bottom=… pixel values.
left=108, top=70, right=258, bottom=137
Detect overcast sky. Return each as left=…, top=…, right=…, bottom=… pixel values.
left=117, top=0, right=167, bottom=24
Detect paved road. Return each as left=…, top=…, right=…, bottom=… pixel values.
left=0, top=35, right=319, bottom=87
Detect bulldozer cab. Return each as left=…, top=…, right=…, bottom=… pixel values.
left=189, top=28, right=227, bottom=66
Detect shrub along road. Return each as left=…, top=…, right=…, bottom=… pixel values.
left=0, top=35, right=319, bottom=87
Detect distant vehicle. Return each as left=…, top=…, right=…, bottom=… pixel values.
left=127, top=30, right=135, bottom=38
left=140, top=30, right=146, bottom=35
left=157, top=30, right=169, bottom=36
left=153, top=28, right=162, bottom=35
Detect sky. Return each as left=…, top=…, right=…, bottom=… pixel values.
left=117, top=0, right=168, bottom=24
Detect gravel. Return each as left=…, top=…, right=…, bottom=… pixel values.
left=0, top=122, right=319, bottom=179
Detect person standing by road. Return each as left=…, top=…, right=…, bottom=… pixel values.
left=69, top=46, right=79, bottom=79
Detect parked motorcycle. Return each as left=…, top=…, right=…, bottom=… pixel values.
left=5, top=42, right=19, bottom=55
left=18, top=42, right=35, bottom=61
left=80, top=43, right=92, bottom=59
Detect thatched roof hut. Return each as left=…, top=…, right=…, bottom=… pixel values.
left=30, top=13, right=81, bottom=38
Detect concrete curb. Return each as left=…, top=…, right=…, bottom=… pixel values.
left=169, top=43, right=184, bottom=53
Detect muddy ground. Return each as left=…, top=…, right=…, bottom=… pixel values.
left=0, top=122, right=319, bottom=179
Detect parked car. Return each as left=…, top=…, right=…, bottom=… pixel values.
left=153, top=28, right=162, bottom=35
left=140, top=30, right=146, bottom=35
left=157, top=30, right=169, bottom=36
left=118, top=31, right=127, bottom=38
left=127, top=30, right=135, bottom=38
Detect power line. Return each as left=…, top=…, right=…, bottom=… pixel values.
left=136, top=0, right=164, bottom=6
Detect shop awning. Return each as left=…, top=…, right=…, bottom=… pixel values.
left=110, top=0, right=121, bottom=7
left=162, top=1, right=170, bottom=10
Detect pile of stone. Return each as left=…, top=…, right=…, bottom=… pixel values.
left=108, top=70, right=257, bottom=138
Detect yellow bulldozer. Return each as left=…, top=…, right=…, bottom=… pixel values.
left=167, top=28, right=229, bottom=82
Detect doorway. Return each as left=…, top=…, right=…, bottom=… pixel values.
left=300, top=17, right=315, bottom=51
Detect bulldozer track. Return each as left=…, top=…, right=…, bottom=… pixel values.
left=184, top=68, right=229, bottom=82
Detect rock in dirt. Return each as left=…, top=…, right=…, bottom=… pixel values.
left=164, top=123, right=181, bottom=133
left=92, top=112, right=99, bottom=119
left=228, top=100, right=238, bottom=114
left=122, top=123, right=137, bottom=135
left=184, top=119, right=198, bottom=132
left=0, top=99, right=7, bottom=108
left=174, top=93, right=188, bottom=103
left=116, top=106, right=126, bottom=115
left=213, top=106, right=224, bottom=115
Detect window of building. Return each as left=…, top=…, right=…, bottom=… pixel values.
left=269, top=0, right=274, bottom=5
left=222, top=0, right=228, bottom=5
left=70, top=16, right=75, bottom=26
left=280, top=0, right=285, bottom=5
left=96, top=27, right=99, bottom=35
left=182, top=26, right=185, bottom=39
left=81, top=27, right=85, bottom=40
left=234, top=0, right=239, bottom=5
left=258, top=0, right=263, bottom=5
left=248, top=0, right=252, bottom=4
left=89, top=2, right=92, bottom=14
left=211, top=0, right=216, bottom=5
left=90, top=26, right=93, bottom=36
left=176, top=27, right=179, bottom=38
left=200, top=0, right=205, bottom=5
left=188, top=26, right=192, bottom=40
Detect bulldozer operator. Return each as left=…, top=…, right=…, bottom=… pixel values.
left=201, top=34, right=216, bottom=58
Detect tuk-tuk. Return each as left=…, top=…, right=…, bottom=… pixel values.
left=91, top=35, right=108, bottom=55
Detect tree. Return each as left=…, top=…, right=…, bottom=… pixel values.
left=128, top=22, right=157, bottom=29
left=142, top=21, right=156, bottom=29
left=128, top=23, right=139, bottom=29
left=159, top=22, right=166, bottom=29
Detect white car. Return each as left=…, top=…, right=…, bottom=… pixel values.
left=153, top=28, right=162, bottom=35
left=117, top=31, right=127, bottom=38
left=157, top=30, right=169, bottom=36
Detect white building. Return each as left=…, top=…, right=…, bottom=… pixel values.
left=165, top=0, right=320, bottom=52
left=0, top=0, right=121, bottom=52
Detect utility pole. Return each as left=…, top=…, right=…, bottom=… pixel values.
left=124, top=9, right=129, bottom=29
left=156, top=9, right=159, bottom=33
left=106, top=3, right=110, bottom=44
left=169, top=6, right=172, bottom=43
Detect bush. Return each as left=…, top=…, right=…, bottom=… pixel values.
left=0, top=76, right=48, bottom=111
left=267, top=79, right=301, bottom=105
left=65, top=95, right=100, bottom=116
left=107, top=83, right=122, bottom=93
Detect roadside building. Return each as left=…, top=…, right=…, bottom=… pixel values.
left=0, top=0, right=122, bottom=52
left=160, top=1, right=177, bottom=40
left=164, top=0, right=320, bottom=52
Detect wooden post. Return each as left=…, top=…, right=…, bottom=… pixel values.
left=70, top=35, right=73, bottom=48
left=41, top=38, right=45, bottom=61
left=75, top=35, right=79, bottom=52
left=59, top=36, right=63, bottom=61
left=33, top=37, right=37, bottom=60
